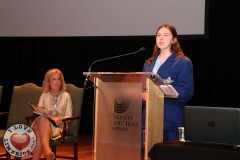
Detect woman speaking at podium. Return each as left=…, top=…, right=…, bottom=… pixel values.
left=142, top=24, right=194, bottom=141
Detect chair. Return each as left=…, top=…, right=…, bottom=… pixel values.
left=24, top=83, right=84, bottom=159
left=0, top=83, right=84, bottom=160
left=49, top=84, right=84, bottom=160
left=0, top=85, right=8, bottom=159
left=0, top=85, right=3, bottom=104
left=0, top=83, right=42, bottom=159
left=0, top=85, right=5, bottom=116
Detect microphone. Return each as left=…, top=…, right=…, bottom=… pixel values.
left=150, top=73, right=165, bottom=86
left=83, top=47, right=146, bottom=89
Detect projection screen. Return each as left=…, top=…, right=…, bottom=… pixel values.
left=0, top=0, right=208, bottom=38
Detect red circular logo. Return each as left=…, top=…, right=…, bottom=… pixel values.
left=3, top=124, right=36, bottom=158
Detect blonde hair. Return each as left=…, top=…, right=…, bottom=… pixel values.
left=42, top=68, right=66, bottom=93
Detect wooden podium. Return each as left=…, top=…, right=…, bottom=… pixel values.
left=84, top=72, right=164, bottom=160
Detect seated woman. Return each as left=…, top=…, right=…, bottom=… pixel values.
left=31, top=68, right=73, bottom=160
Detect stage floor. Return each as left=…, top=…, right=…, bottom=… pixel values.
left=0, top=134, right=93, bottom=160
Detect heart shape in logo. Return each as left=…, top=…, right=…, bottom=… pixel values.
left=10, top=133, right=30, bottom=151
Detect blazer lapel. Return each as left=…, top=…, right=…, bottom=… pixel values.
left=158, top=54, right=178, bottom=73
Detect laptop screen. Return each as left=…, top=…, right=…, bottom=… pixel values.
left=184, top=106, right=240, bottom=147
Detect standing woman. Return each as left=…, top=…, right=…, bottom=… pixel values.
left=142, top=24, right=194, bottom=141
left=31, top=68, right=73, bottom=160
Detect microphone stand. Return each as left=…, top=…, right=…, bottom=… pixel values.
left=83, top=47, right=145, bottom=89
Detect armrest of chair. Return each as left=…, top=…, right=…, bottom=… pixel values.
left=0, top=112, right=9, bottom=116
left=25, top=115, right=81, bottom=143
left=60, top=116, right=81, bottom=143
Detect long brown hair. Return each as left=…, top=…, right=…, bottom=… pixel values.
left=145, top=24, right=185, bottom=65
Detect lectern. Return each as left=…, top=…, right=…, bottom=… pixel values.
left=84, top=72, right=164, bottom=160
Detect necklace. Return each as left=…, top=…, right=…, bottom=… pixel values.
left=49, top=91, right=61, bottom=116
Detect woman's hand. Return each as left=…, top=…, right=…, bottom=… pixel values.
left=142, top=92, right=147, bottom=101
left=48, top=114, right=62, bottom=126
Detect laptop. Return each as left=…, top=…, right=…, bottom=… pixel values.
left=184, top=106, right=240, bottom=147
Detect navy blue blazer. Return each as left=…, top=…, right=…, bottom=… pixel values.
left=143, top=53, right=194, bottom=135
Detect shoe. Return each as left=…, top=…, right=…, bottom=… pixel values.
left=46, top=152, right=55, bottom=160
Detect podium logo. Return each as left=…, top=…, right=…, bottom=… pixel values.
left=3, top=124, right=36, bottom=158
left=114, top=98, right=130, bottom=113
